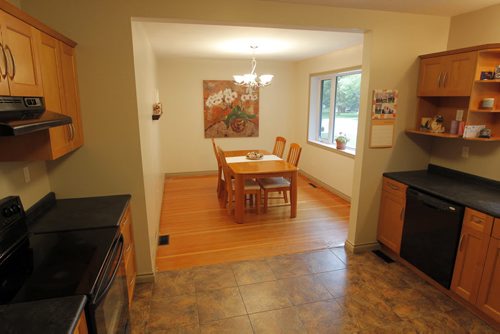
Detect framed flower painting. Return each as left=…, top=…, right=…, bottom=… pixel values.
left=203, top=80, right=259, bottom=138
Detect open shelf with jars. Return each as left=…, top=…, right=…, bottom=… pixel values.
left=408, top=44, right=500, bottom=142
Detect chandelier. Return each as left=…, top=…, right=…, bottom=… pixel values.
left=233, top=46, right=273, bottom=88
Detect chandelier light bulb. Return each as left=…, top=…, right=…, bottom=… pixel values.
left=233, top=46, right=273, bottom=88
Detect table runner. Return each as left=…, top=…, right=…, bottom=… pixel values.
left=226, top=155, right=282, bottom=164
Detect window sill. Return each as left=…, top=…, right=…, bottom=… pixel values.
left=307, top=139, right=356, bottom=158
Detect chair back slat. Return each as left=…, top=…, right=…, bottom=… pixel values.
left=286, top=143, right=302, bottom=167
left=272, top=136, right=287, bottom=158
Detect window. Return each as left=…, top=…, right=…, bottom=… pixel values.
left=308, top=69, right=362, bottom=152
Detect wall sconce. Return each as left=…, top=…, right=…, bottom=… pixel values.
left=152, top=89, right=162, bottom=120
left=152, top=102, right=162, bottom=120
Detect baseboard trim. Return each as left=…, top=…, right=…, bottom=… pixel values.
left=299, top=170, right=351, bottom=202
left=344, top=240, right=380, bottom=254
left=165, top=170, right=216, bottom=177
left=136, top=272, right=156, bottom=283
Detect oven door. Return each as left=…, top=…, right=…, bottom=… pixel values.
left=89, top=234, right=129, bottom=333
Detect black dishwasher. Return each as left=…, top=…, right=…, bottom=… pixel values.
left=400, top=188, right=465, bottom=289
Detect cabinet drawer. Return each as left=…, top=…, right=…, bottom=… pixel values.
left=463, top=208, right=494, bottom=235
left=382, top=177, right=407, bottom=197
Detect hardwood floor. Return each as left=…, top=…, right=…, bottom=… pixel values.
left=156, top=174, right=350, bottom=271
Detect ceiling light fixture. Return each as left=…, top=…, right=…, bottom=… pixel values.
left=233, top=46, right=273, bottom=89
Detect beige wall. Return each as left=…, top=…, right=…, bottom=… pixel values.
left=427, top=4, right=500, bottom=181
left=294, top=45, right=362, bottom=198
left=447, top=4, right=500, bottom=49
left=0, top=162, right=51, bottom=208
left=131, top=21, right=165, bottom=275
left=20, top=0, right=450, bottom=260
left=158, top=58, right=295, bottom=173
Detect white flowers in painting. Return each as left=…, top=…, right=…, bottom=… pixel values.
left=205, top=87, right=257, bottom=108
left=223, top=88, right=237, bottom=104
left=205, top=90, right=223, bottom=108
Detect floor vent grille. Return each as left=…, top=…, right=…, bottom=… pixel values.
left=372, top=250, right=394, bottom=263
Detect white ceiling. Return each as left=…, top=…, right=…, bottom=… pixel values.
left=259, top=0, right=500, bottom=16
left=141, top=22, right=363, bottom=61
left=140, top=0, right=496, bottom=61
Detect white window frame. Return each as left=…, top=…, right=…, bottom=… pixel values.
left=307, top=68, right=361, bottom=155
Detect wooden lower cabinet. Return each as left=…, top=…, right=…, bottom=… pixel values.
left=476, top=219, right=500, bottom=322
left=73, top=310, right=88, bottom=334
left=451, top=208, right=494, bottom=303
left=119, top=204, right=137, bottom=306
left=377, top=177, right=407, bottom=254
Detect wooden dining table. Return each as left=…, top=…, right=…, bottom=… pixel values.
left=224, top=149, right=299, bottom=224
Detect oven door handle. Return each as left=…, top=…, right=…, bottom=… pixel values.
left=92, top=234, right=124, bottom=306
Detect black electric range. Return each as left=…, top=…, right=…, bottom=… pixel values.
left=0, top=195, right=129, bottom=333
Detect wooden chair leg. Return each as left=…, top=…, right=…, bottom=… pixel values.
left=256, top=191, right=261, bottom=214
left=264, top=190, right=268, bottom=212
left=283, top=190, right=289, bottom=203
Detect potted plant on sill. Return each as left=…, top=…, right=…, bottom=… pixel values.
left=335, top=133, right=349, bottom=150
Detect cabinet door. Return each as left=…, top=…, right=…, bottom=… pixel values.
left=377, top=178, right=407, bottom=254
left=451, top=208, right=493, bottom=303
left=59, top=42, right=83, bottom=149
left=39, top=32, right=71, bottom=158
left=418, top=56, right=444, bottom=96
left=0, top=11, right=43, bottom=96
left=476, top=235, right=500, bottom=322
left=442, top=51, right=476, bottom=96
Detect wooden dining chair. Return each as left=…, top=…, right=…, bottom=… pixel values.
left=211, top=138, right=225, bottom=198
left=272, top=136, right=287, bottom=158
left=218, top=146, right=261, bottom=215
left=258, top=143, right=302, bottom=211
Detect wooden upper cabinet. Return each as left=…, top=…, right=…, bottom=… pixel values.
left=39, top=32, right=70, bottom=158
left=476, top=218, right=500, bottom=322
left=0, top=10, right=43, bottom=96
left=451, top=208, right=494, bottom=304
left=418, top=51, right=476, bottom=97
left=39, top=32, right=83, bottom=158
left=377, top=178, right=407, bottom=254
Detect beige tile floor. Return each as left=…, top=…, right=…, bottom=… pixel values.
left=130, top=248, right=497, bottom=333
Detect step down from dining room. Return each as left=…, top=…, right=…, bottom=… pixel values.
left=372, top=250, right=395, bottom=263
left=158, top=235, right=169, bottom=246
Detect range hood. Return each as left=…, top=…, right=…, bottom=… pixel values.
left=0, top=96, right=72, bottom=136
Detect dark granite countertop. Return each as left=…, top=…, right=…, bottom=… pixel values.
left=27, top=193, right=131, bottom=233
left=0, top=295, right=86, bottom=334
left=384, top=165, right=500, bottom=217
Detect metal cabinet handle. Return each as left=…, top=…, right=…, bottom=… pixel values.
left=400, top=207, right=405, bottom=221
left=0, top=44, right=7, bottom=79
left=69, top=123, right=75, bottom=141
left=442, top=72, right=448, bottom=87
left=129, top=277, right=135, bottom=288
left=4, top=46, right=15, bottom=80
left=471, top=216, right=483, bottom=224
left=388, top=184, right=399, bottom=190
left=437, top=72, right=442, bottom=87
